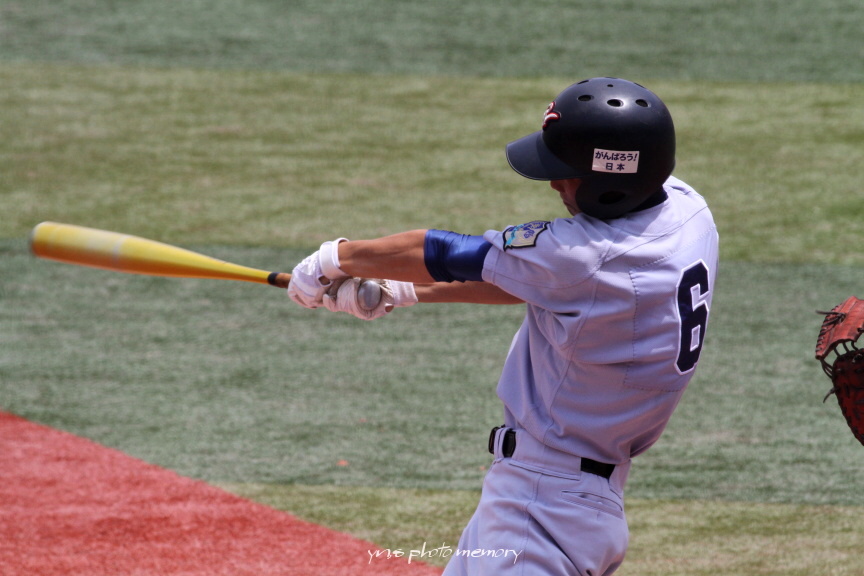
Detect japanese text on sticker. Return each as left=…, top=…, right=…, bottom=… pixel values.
left=592, top=149, right=640, bottom=173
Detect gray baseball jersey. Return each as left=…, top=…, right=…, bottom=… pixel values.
left=481, top=176, right=719, bottom=466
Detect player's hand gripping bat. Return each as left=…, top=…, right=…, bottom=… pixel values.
left=29, top=221, right=382, bottom=309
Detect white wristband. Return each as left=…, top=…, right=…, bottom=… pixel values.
left=319, top=238, right=349, bottom=280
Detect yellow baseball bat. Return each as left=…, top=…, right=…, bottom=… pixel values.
left=30, top=221, right=293, bottom=288
left=28, top=222, right=382, bottom=309
left=30, top=222, right=382, bottom=310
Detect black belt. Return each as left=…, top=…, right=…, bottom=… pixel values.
left=488, top=426, right=615, bottom=480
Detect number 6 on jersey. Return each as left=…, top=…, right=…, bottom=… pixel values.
left=676, top=260, right=711, bottom=374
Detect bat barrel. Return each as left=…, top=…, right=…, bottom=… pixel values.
left=30, top=222, right=275, bottom=285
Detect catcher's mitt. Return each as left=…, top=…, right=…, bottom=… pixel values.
left=815, top=296, right=864, bottom=446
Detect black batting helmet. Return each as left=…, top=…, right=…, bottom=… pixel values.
left=506, top=77, right=676, bottom=219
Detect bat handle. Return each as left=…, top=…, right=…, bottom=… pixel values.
left=269, top=272, right=383, bottom=311
left=267, top=272, right=292, bottom=289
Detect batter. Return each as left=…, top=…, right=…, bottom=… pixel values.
left=288, top=77, right=719, bottom=575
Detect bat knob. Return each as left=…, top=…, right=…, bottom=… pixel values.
left=357, top=280, right=383, bottom=311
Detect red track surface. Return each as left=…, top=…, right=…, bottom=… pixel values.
left=0, top=412, right=442, bottom=576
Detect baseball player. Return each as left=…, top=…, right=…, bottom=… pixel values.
left=288, top=77, right=719, bottom=575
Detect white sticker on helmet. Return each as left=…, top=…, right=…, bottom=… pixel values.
left=592, top=149, right=640, bottom=173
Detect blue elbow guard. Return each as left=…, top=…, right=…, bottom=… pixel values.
left=424, top=230, right=491, bottom=283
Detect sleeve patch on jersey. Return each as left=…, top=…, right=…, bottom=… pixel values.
left=592, top=149, right=640, bottom=174
left=503, top=221, right=549, bottom=250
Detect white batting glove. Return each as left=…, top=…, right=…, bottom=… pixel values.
left=323, top=278, right=418, bottom=321
left=287, top=251, right=332, bottom=309
left=286, top=238, right=349, bottom=309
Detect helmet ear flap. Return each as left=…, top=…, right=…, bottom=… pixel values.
left=575, top=176, right=655, bottom=219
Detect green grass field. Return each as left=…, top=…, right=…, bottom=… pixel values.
left=2, top=1, right=863, bottom=573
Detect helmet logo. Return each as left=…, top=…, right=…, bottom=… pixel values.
left=591, top=148, right=640, bottom=174
left=542, top=102, right=561, bottom=130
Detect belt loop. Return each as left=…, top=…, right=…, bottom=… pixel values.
left=488, top=426, right=516, bottom=458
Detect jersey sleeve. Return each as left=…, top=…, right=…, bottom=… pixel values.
left=481, top=218, right=610, bottom=307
